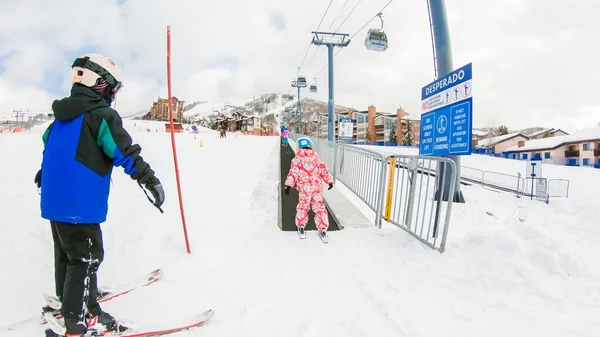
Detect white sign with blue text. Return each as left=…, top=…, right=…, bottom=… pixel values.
left=419, top=63, right=473, bottom=156
left=338, top=118, right=355, bottom=140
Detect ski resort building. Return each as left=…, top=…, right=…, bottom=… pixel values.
left=312, top=106, right=421, bottom=146
left=143, top=96, right=185, bottom=122
left=504, top=128, right=600, bottom=167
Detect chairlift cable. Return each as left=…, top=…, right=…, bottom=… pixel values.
left=298, top=0, right=336, bottom=71
left=303, top=0, right=354, bottom=74
left=300, top=0, right=351, bottom=74
left=325, top=0, right=352, bottom=32
left=316, top=0, right=336, bottom=31
left=333, top=0, right=365, bottom=33
left=349, top=0, right=395, bottom=40
left=310, top=0, right=396, bottom=79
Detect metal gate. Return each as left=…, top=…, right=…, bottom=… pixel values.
left=380, top=154, right=458, bottom=253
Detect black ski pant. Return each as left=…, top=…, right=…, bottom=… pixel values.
left=51, top=221, right=104, bottom=333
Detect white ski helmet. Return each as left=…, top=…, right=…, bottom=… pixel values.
left=71, top=53, right=123, bottom=95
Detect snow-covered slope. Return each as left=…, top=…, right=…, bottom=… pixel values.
left=0, top=132, right=598, bottom=337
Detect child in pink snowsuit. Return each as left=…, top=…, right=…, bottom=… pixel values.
left=282, top=129, right=290, bottom=146
left=284, top=137, right=333, bottom=237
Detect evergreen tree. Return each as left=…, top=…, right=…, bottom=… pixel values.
left=498, top=125, right=509, bottom=135
left=389, top=125, right=397, bottom=144
left=404, top=121, right=414, bottom=145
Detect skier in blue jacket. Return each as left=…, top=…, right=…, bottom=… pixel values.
left=35, top=53, right=165, bottom=337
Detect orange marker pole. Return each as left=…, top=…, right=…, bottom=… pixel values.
left=167, top=25, right=191, bottom=254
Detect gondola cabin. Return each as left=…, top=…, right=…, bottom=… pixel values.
left=309, top=85, right=317, bottom=92
left=296, top=76, right=307, bottom=87
left=364, top=29, right=388, bottom=52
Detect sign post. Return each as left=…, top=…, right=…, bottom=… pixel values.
left=338, top=117, right=355, bottom=142
left=420, top=62, right=473, bottom=156
left=419, top=62, right=473, bottom=202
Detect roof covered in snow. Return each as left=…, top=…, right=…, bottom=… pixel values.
left=475, top=132, right=527, bottom=148
left=524, top=128, right=569, bottom=138
left=472, top=129, right=493, bottom=136
left=525, top=128, right=553, bottom=137
left=505, top=127, right=600, bottom=152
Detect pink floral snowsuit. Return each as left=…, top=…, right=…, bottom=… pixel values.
left=284, top=148, right=333, bottom=231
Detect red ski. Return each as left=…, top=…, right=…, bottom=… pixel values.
left=42, top=269, right=164, bottom=325
left=99, top=310, right=214, bottom=337
left=0, top=269, right=163, bottom=332
left=44, top=309, right=214, bottom=337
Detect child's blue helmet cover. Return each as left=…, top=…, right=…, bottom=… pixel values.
left=296, top=136, right=313, bottom=149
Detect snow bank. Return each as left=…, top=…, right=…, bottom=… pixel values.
left=0, top=132, right=598, bottom=337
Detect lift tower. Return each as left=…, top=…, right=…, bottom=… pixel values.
left=311, top=31, right=350, bottom=142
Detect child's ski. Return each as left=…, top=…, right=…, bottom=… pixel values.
left=41, top=269, right=163, bottom=324
left=44, top=309, right=214, bottom=337
left=0, top=269, right=163, bottom=332
left=319, top=230, right=329, bottom=244
left=297, top=226, right=306, bottom=239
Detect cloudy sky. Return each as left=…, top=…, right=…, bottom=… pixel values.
left=0, top=0, right=598, bottom=132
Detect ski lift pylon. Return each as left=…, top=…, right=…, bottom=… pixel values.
left=364, top=13, right=388, bottom=52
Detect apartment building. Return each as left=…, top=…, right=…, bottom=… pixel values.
left=313, top=106, right=420, bottom=145
left=505, top=128, right=600, bottom=167
left=144, top=96, right=185, bottom=122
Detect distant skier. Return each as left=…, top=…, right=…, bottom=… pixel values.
left=34, top=53, right=165, bottom=337
left=281, top=127, right=290, bottom=146
left=284, top=136, right=333, bottom=241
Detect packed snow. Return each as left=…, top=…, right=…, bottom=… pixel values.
left=0, top=126, right=599, bottom=337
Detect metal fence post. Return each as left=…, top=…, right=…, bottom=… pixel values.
left=333, top=142, right=339, bottom=182
left=438, top=158, right=457, bottom=253
left=375, top=155, right=389, bottom=228
left=405, top=159, right=418, bottom=231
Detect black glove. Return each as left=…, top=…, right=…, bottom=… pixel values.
left=34, top=169, right=42, bottom=188
left=284, top=186, right=290, bottom=195
left=141, top=176, right=165, bottom=212
left=328, top=183, right=333, bottom=190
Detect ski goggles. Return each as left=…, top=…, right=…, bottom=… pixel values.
left=72, top=57, right=123, bottom=94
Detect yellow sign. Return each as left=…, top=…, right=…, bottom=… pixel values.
left=384, top=157, right=397, bottom=221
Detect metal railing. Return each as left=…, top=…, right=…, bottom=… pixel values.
left=285, top=133, right=570, bottom=252
left=460, top=165, right=570, bottom=201
left=547, top=179, right=570, bottom=200
left=287, top=133, right=455, bottom=253
left=335, top=144, right=388, bottom=219
left=382, top=155, right=457, bottom=252
left=289, top=132, right=387, bottom=219
left=460, top=166, right=484, bottom=183
left=521, top=178, right=570, bottom=202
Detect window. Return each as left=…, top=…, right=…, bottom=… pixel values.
left=522, top=153, right=528, bottom=160
left=583, top=143, right=590, bottom=151
left=383, top=117, right=395, bottom=130
left=357, top=114, right=367, bottom=124
left=544, top=152, right=551, bottom=159
left=583, top=158, right=590, bottom=166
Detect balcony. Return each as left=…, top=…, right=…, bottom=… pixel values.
left=565, top=150, right=580, bottom=157
left=594, top=149, right=600, bottom=156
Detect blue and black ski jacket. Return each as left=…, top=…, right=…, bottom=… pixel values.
left=40, top=84, right=156, bottom=224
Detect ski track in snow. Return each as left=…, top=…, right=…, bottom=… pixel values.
left=0, top=124, right=599, bottom=337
